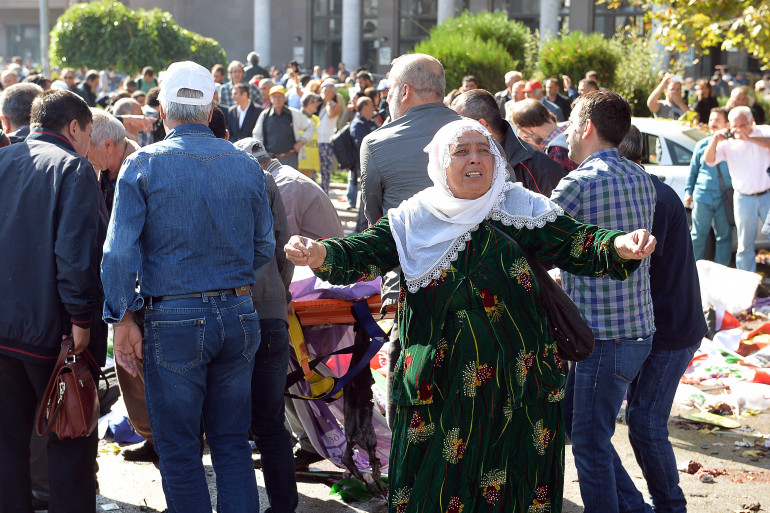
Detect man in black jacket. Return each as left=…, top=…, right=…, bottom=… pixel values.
left=0, top=89, right=103, bottom=513
left=452, top=88, right=568, bottom=196
left=74, top=69, right=99, bottom=107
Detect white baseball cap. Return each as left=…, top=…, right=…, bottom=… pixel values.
left=158, top=61, right=215, bottom=106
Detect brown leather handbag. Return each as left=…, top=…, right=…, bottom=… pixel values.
left=35, top=338, right=106, bottom=439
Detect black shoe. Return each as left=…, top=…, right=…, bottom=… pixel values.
left=31, top=495, right=48, bottom=513
left=294, top=448, right=324, bottom=470
left=122, top=440, right=159, bottom=462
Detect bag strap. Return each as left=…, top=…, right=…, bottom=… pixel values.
left=716, top=162, right=729, bottom=192
left=285, top=299, right=388, bottom=402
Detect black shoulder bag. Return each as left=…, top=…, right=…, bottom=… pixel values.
left=483, top=221, right=595, bottom=362
left=716, top=163, right=735, bottom=227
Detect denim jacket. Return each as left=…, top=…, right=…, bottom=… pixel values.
left=102, top=123, right=275, bottom=323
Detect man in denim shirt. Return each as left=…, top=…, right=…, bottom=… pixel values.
left=101, top=61, right=275, bottom=513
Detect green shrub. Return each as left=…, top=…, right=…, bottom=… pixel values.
left=539, top=31, right=619, bottom=92
left=414, top=10, right=531, bottom=93
left=50, top=1, right=226, bottom=74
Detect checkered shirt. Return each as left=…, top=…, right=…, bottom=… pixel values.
left=218, top=82, right=262, bottom=108
left=550, top=147, right=657, bottom=340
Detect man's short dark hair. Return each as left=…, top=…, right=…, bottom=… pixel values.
left=711, top=106, right=729, bottom=123
left=452, top=89, right=507, bottom=135
left=572, top=90, right=631, bottom=147
left=358, top=71, right=373, bottom=83
left=509, top=98, right=557, bottom=128
left=247, top=52, right=260, bottom=66
left=146, top=86, right=161, bottom=107
left=124, top=79, right=137, bottom=90
left=211, top=64, right=226, bottom=76
left=30, top=89, right=92, bottom=133
left=299, top=74, right=312, bottom=87
left=142, top=66, right=155, bottom=77
left=0, top=83, right=43, bottom=128
left=463, top=75, right=477, bottom=84
left=578, top=79, right=599, bottom=91
left=85, top=70, right=99, bottom=82
left=233, top=83, right=250, bottom=97
left=618, top=124, right=643, bottom=164
left=208, top=105, right=227, bottom=139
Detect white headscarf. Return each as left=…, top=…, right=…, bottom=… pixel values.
left=388, top=119, right=564, bottom=292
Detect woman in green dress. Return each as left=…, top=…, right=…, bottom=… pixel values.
left=285, top=119, right=655, bottom=513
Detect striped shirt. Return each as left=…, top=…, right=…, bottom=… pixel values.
left=550, top=147, right=656, bottom=340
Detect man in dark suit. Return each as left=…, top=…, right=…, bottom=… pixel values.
left=226, top=83, right=262, bottom=143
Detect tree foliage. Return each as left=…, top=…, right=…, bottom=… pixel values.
left=413, top=10, right=532, bottom=93
left=622, top=0, right=770, bottom=68
left=50, top=1, right=226, bottom=74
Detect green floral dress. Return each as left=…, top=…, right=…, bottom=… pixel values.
left=313, top=214, right=639, bottom=513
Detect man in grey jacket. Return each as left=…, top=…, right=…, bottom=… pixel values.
left=359, top=53, right=461, bottom=426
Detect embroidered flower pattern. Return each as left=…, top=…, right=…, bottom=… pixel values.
left=542, top=342, right=557, bottom=359
left=446, top=495, right=464, bottom=513
left=417, top=381, right=433, bottom=404
left=479, top=288, right=504, bottom=321
left=462, top=361, right=496, bottom=397
left=528, top=484, right=551, bottom=513
left=407, top=411, right=435, bottom=444
left=392, top=487, right=412, bottom=513
left=480, top=469, right=506, bottom=505
left=403, top=354, right=414, bottom=369
left=553, top=350, right=563, bottom=371
left=434, top=338, right=448, bottom=369
left=570, top=230, right=595, bottom=258
left=548, top=388, right=565, bottom=402
left=509, top=258, right=534, bottom=291
left=515, top=349, right=536, bottom=386
left=533, top=419, right=554, bottom=456
left=426, top=267, right=452, bottom=289
left=356, top=264, right=380, bottom=282
left=397, top=287, right=406, bottom=316
left=442, top=427, right=466, bottom=464
left=503, top=396, right=514, bottom=420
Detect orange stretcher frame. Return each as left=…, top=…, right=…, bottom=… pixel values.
left=291, top=294, right=394, bottom=326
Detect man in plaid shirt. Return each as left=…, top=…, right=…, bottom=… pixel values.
left=219, top=60, right=262, bottom=108
left=551, top=91, right=657, bottom=513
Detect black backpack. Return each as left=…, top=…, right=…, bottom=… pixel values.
left=330, top=123, right=356, bottom=170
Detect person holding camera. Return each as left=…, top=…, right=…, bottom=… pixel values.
left=705, top=106, right=770, bottom=271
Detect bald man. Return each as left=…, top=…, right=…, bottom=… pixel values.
left=359, top=53, right=461, bottom=426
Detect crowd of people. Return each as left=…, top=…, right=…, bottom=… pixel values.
left=1, top=48, right=769, bottom=513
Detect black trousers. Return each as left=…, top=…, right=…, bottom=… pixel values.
left=0, top=353, right=97, bottom=513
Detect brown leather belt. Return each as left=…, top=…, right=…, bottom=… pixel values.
left=152, top=285, right=251, bottom=303
left=272, top=150, right=298, bottom=159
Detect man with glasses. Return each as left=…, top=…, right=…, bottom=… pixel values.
left=705, top=106, right=770, bottom=271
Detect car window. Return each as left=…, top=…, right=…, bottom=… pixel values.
left=641, top=133, right=662, bottom=165
left=682, top=128, right=709, bottom=143
left=667, top=141, right=692, bottom=166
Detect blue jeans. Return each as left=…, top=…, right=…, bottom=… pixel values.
left=690, top=198, right=733, bottom=266
left=347, top=170, right=358, bottom=208
left=625, top=342, right=700, bottom=513
left=251, top=318, right=297, bottom=513
left=564, top=336, right=653, bottom=513
left=144, top=294, right=260, bottom=513
left=735, top=190, right=770, bottom=271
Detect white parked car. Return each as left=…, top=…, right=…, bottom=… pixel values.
left=631, top=116, right=769, bottom=251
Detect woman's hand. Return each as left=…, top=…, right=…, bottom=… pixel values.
left=285, top=235, right=327, bottom=268
left=614, top=229, right=657, bottom=260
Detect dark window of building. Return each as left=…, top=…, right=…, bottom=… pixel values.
left=6, top=25, right=40, bottom=63
left=398, top=0, right=468, bottom=55
left=312, top=0, right=343, bottom=70
left=594, top=0, right=645, bottom=37
left=362, top=0, right=380, bottom=71
left=493, top=0, right=570, bottom=34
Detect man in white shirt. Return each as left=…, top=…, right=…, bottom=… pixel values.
left=705, top=106, right=770, bottom=270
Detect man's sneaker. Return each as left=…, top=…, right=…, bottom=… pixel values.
left=294, top=448, right=324, bottom=470
left=122, top=440, right=159, bottom=463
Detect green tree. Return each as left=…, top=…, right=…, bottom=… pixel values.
left=413, top=10, right=532, bottom=93
left=613, top=0, right=770, bottom=68
left=50, top=1, right=226, bottom=74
